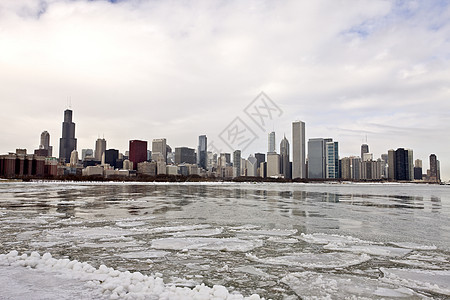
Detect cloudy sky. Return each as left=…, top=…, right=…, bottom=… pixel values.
left=1, top=0, right=449, bottom=180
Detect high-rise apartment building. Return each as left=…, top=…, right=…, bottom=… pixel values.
left=268, top=132, right=276, bottom=153
left=198, top=135, right=207, bottom=170
left=152, top=138, right=167, bottom=163
left=70, top=150, right=79, bottom=167
left=246, top=155, right=258, bottom=177
left=95, top=138, right=106, bottom=162
left=280, top=135, right=291, bottom=179
left=59, top=109, right=77, bottom=163
left=429, top=154, right=439, bottom=182
left=129, top=140, right=147, bottom=170
left=292, top=121, right=306, bottom=179
left=389, top=148, right=413, bottom=181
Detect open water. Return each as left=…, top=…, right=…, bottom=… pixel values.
left=0, top=181, right=449, bottom=299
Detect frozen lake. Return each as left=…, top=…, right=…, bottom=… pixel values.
left=0, top=181, right=449, bottom=299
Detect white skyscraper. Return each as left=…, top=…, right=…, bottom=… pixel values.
left=292, top=121, right=306, bottom=179
left=95, top=138, right=106, bottom=161
left=268, top=131, right=276, bottom=153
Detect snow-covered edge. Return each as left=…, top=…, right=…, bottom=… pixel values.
left=0, top=250, right=264, bottom=300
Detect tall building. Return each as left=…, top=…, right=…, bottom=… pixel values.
left=292, top=121, right=306, bottom=179
left=361, top=144, right=369, bottom=161
left=267, top=152, right=280, bottom=177
left=152, top=138, right=167, bottom=163
left=198, top=135, right=207, bottom=170
left=268, top=131, right=276, bottom=153
left=307, top=138, right=331, bottom=179
left=105, top=149, right=119, bottom=169
left=70, top=150, right=79, bottom=167
left=175, top=147, right=196, bottom=164
left=414, top=159, right=423, bottom=180
left=389, top=148, right=413, bottom=181
left=255, top=153, right=266, bottom=177
left=246, top=155, right=258, bottom=177
left=280, top=135, right=291, bottom=179
left=95, top=138, right=107, bottom=162
left=233, top=150, right=241, bottom=178
left=39, top=131, right=52, bottom=157
left=81, top=149, right=94, bottom=161
left=59, top=109, right=77, bottom=163
left=129, top=140, right=147, bottom=170
left=429, top=154, right=439, bottom=182
left=326, top=141, right=339, bottom=179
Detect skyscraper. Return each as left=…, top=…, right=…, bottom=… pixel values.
left=175, top=147, right=196, bottom=164
left=292, top=121, right=306, bottom=179
left=105, top=149, right=119, bottom=169
left=198, top=135, right=207, bottom=170
left=39, top=131, right=52, bottom=157
left=326, top=141, right=339, bottom=179
left=233, top=150, right=241, bottom=178
left=268, top=131, right=276, bottom=153
left=307, top=138, right=331, bottom=179
left=414, top=159, right=423, bottom=180
left=95, top=138, right=107, bottom=162
left=390, top=148, right=413, bottom=181
left=361, top=144, right=369, bottom=160
left=129, top=140, right=147, bottom=170
left=59, top=109, right=77, bottom=163
left=429, top=154, right=439, bottom=182
left=280, top=135, right=291, bottom=179
left=152, top=138, right=167, bottom=163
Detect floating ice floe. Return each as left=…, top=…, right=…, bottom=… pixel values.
left=116, top=250, right=170, bottom=259
left=0, top=250, right=263, bottom=300
left=281, top=271, right=424, bottom=299
left=151, top=237, right=263, bottom=252
left=299, top=233, right=373, bottom=245
left=234, top=229, right=297, bottom=237
left=323, top=244, right=412, bottom=257
left=168, top=228, right=223, bottom=237
left=389, top=242, right=437, bottom=250
left=246, top=252, right=371, bottom=269
left=381, top=268, right=450, bottom=296
left=148, top=224, right=211, bottom=234
left=115, top=221, right=147, bottom=228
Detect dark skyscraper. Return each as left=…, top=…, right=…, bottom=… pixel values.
left=394, top=148, right=413, bottom=181
left=429, top=154, right=439, bottom=182
left=280, top=135, right=291, bottom=179
left=59, top=109, right=77, bottom=163
left=105, top=149, right=119, bottom=169
left=198, top=135, right=207, bottom=170
left=129, top=140, right=147, bottom=170
left=361, top=143, right=369, bottom=160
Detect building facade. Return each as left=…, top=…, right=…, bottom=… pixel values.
left=129, top=140, right=147, bottom=170
left=292, top=121, right=306, bottom=179
left=198, top=135, right=207, bottom=170
left=59, top=109, right=77, bottom=163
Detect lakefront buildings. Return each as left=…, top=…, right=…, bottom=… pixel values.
left=0, top=109, right=443, bottom=183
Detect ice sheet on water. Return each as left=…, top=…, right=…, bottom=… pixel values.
left=116, top=250, right=170, bottom=259
left=234, top=229, right=297, bottom=237
left=151, top=237, right=263, bottom=252
left=44, top=226, right=142, bottom=241
left=115, top=221, right=147, bottom=228
left=381, top=268, right=450, bottom=296
left=389, top=242, right=437, bottom=250
left=299, top=233, right=373, bottom=245
left=0, top=250, right=263, bottom=300
left=281, top=271, right=424, bottom=299
left=168, top=228, right=223, bottom=237
left=324, top=244, right=412, bottom=257
left=390, top=259, right=443, bottom=270
left=267, top=237, right=298, bottom=244
left=246, top=252, right=371, bottom=269
left=148, top=224, right=211, bottom=234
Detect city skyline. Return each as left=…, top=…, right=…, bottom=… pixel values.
left=0, top=1, right=449, bottom=180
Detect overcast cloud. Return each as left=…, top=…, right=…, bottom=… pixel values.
left=1, top=0, right=449, bottom=179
